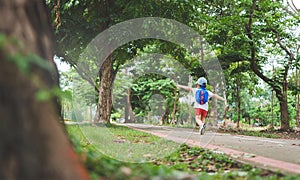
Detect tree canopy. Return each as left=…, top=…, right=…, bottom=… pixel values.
left=49, top=0, right=300, bottom=129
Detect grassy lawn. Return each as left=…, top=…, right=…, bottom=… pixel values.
left=68, top=124, right=179, bottom=163
left=67, top=124, right=300, bottom=180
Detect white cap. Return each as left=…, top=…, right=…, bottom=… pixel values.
left=196, top=77, right=207, bottom=86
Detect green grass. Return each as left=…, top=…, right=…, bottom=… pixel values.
left=67, top=124, right=180, bottom=162
left=67, top=124, right=191, bottom=179
left=66, top=124, right=300, bottom=180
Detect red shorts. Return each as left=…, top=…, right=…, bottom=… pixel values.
left=194, top=108, right=207, bottom=118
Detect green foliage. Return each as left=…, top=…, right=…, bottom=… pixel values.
left=35, top=89, right=52, bottom=102
left=130, top=74, right=177, bottom=120
left=35, top=86, right=72, bottom=103
left=0, top=33, right=5, bottom=48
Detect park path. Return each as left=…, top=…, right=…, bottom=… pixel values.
left=122, top=123, right=300, bottom=175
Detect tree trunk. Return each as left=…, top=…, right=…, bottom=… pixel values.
left=148, top=111, right=152, bottom=123
left=161, top=110, right=170, bottom=124
left=125, top=92, right=130, bottom=123
left=296, top=61, right=300, bottom=127
left=171, top=87, right=177, bottom=124
left=125, top=87, right=134, bottom=123
left=211, top=82, right=218, bottom=121
left=95, top=54, right=115, bottom=124
left=129, top=101, right=135, bottom=123
left=0, top=0, right=89, bottom=179
left=279, top=99, right=290, bottom=129
left=271, top=89, right=274, bottom=128
left=277, top=81, right=290, bottom=130
left=297, top=93, right=300, bottom=128
left=236, top=78, right=241, bottom=129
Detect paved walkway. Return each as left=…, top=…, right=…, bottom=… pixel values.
left=123, top=123, right=300, bottom=175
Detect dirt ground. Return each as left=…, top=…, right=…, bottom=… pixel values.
left=215, top=119, right=300, bottom=140
left=218, top=127, right=300, bottom=140
left=263, top=129, right=300, bottom=140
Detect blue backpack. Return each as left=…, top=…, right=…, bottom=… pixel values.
left=195, top=87, right=208, bottom=105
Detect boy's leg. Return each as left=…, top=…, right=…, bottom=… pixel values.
left=201, top=115, right=206, bottom=129
left=194, top=108, right=204, bottom=132
left=195, top=115, right=204, bottom=134
left=195, top=115, right=204, bottom=128
left=199, top=109, right=208, bottom=135
left=194, top=108, right=201, bottom=126
left=200, top=109, right=207, bottom=125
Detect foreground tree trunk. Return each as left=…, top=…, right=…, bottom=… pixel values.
left=0, top=0, right=89, bottom=179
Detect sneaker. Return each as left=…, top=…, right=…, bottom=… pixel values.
left=200, top=127, right=205, bottom=135
left=203, top=123, right=206, bottom=129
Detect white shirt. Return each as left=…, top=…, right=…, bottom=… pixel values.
left=192, top=88, right=213, bottom=111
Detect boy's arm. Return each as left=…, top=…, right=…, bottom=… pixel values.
left=212, top=93, right=226, bottom=102
left=176, top=84, right=193, bottom=91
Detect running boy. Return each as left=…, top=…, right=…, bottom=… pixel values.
left=176, top=77, right=226, bottom=134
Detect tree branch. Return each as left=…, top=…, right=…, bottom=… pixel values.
left=61, top=55, right=99, bottom=93
left=282, top=0, right=300, bottom=22
left=288, top=0, right=300, bottom=15
left=270, top=28, right=295, bottom=81
left=245, top=0, right=282, bottom=96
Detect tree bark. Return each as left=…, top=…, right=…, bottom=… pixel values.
left=0, top=0, right=89, bottom=179
left=171, top=87, right=177, bottom=124
left=296, top=54, right=300, bottom=127
left=125, top=90, right=130, bottom=123
left=297, top=92, right=300, bottom=128
left=277, top=81, right=290, bottom=130
left=125, top=87, right=134, bottom=123
left=211, top=82, right=218, bottom=121
left=161, top=110, right=170, bottom=124
left=95, top=54, right=115, bottom=123
left=236, top=78, right=241, bottom=129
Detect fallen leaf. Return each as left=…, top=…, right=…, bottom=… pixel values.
left=120, top=166, right=132, bottom=176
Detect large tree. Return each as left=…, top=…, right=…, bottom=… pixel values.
left=48, top=0, right=205, bottom=123
left=199, top=0, right=299, bottom=130
left=0, top=0, right=88, bottom=179
left=246, top=0, right=298, bottom=130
